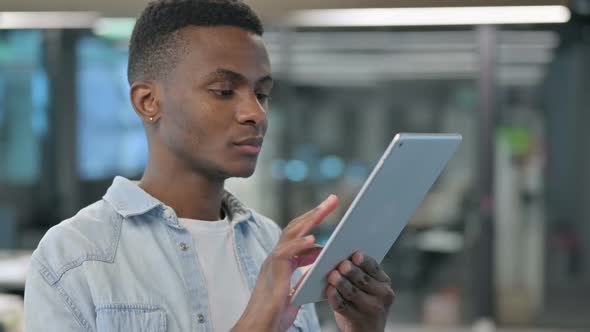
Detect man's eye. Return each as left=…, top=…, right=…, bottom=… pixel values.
left=257, top=93, right=271, bottom=103
left=211, top=89, right=234, bottom=97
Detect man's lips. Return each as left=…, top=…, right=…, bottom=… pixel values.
left=233, top=136, right=263, bottom=155
left=234, top=136, right=263, bottom=146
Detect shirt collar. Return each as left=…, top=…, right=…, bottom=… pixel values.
left=103, top=176, right=253, bottom=225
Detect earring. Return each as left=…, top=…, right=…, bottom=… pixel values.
left=149, top=117, right=154, bottom=121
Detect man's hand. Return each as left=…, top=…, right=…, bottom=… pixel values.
left=326, top=251, right=395, bottom=332
left=232, top=195, right=339, bottom=332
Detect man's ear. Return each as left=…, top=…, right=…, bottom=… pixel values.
left=130, top=80, right=162, bottom=123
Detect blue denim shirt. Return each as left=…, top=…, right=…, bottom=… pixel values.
left=24, top=176, right=320, bottom=332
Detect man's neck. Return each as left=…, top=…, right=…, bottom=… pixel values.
left=139, top=162, right=225, bottom=221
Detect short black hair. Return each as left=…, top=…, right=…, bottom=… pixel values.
left=127, top=0, right=264, bottom=84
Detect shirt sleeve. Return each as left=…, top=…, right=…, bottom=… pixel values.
left=303, top=303, right=322, bottom=331
left=24, top=259, right=91, bottom=332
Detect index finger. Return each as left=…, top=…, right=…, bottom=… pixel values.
left=286, top=195, right=339, bottom=238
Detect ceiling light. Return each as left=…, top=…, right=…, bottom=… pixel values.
left=0, top=12, right=98, bottom=29
left=289, top=6, right=571, bottom=27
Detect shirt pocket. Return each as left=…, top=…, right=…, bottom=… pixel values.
left=291, top=315, right=306, bottom=332
left=289, top=306, right=310, bottom=332
left=96, top=303, right=167, bottom=332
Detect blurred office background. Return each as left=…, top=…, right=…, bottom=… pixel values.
left=0, top=0, right=589, bottom=331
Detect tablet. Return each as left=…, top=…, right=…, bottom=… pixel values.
left=290, top=133, right=462, bottom=306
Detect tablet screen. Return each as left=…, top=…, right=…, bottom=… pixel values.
left=291, top=133, right=462, bottom=306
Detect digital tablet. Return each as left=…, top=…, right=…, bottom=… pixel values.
left=290, top=133, right=462, bottom=306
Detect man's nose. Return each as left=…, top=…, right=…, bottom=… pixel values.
left=236, top=93, right=268, bottom=127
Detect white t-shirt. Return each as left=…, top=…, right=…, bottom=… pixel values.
left=179, top=216, right=251, bottom=332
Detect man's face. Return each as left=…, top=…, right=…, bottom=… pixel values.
left=157, top=26, right=272, bottom=179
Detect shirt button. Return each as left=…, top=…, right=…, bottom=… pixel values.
left=180, top=242, right=189, bottom=251
left=197, top=313, right=206, bottom=323
left=163, top=208, right=173, bottom=218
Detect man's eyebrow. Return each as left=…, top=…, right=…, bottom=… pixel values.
left=258, top=74, right=273, bottom=85
left=210, top=68, right=273, bottom=85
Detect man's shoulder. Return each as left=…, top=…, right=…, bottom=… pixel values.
left=30, top=199, right=122, bottom=285
left=246, top=209, right=284, bottom=250
left=249, top=209, right=281, bottom=232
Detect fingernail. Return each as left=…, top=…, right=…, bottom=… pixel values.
left=357, top=252, right=364, bottom=264
left=320, top=195, right=333, bottom=207
left=343, top=261, right=352, bottom=273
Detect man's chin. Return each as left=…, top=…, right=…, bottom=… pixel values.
left=232, top=167, right=256, bottom=178
left=225, top=163, right=257, bottom=178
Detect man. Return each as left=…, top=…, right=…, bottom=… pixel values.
left=24, top=1, right=395, bottom=331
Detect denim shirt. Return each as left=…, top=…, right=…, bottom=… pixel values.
left=24, top=176, right=320, bottom=332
